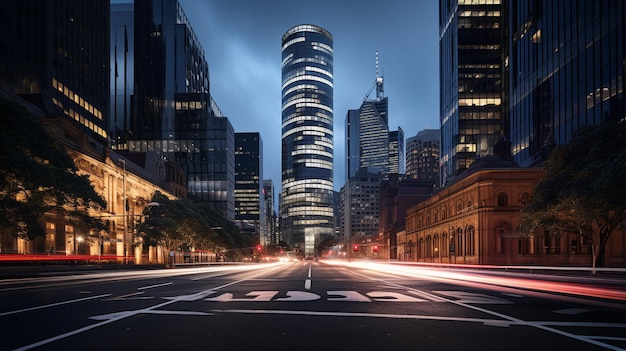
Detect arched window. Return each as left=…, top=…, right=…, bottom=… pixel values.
left=433, top=234, right=440, bottom=257
left=497, top=192, right=508, bottom=207
left=426, top=235, right=432, bottom=258
left=466, top=225, right=475, bottom=256
left=456, top=228, right=464, bottom=256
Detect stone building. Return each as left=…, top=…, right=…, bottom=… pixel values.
left=404, top=156, right=626, bottom=266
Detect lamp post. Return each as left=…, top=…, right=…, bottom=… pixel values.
left=119, top=159, right=127, bottom=264
left=449, top=226, right=455, bottom=264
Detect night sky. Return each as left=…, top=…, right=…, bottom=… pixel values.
left=129, top=0, right=441, bottom=193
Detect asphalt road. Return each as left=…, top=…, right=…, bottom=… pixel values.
left=0, top=261, right=625, bottom=351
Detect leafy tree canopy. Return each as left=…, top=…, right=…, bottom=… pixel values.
left=135, top=192, right=252, bottom=257
left=0, top=98, right=107, bottom=240
left=519, top=118, right=626, bottom=267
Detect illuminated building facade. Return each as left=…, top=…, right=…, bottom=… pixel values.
left=263, top=179, right=277, bottom=245
left=439, top=0, right=505, bottom=186
left=235, top=133, right=265, bottom=245
left=340, top=170, right=383, bottom=247
left=0, top=1, right=110, bottom=143
left=508, top=0, right=626, bottom=166
left=111, top=0, right=235, bottom=219
left=345, top=71, right=404, bottom=179
left=281, top=24, right=335, bottom=256
left=388, top=128, right=404, bottom=174
left=406, top=129, right=440, bottom=188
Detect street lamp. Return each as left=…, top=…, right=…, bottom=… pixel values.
left=119, top=159, right=127, bottom=264
left=76, top=236, right=83, bottom=255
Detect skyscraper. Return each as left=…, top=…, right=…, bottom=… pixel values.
left=111, top=0, right=235, bottom=219
left=508, top=0, right=626, bottom=166
left=440, top=0, right=505, bottom=186
left=281, top=24, right=334, bottom=256
left=0, top=1, right=110, bottom=143
left=235, top=132, right=265, bottom=245
left=345, top=58, right=403, bottom=179
left=406, top=129, right=440, bottom=188
left=388, top=127, right=404, bottom=175
left=263, top=179, right=277, bottom=245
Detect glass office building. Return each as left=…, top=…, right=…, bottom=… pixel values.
left=0, top=1, right=110, bottom=143
left=281, top=24, right=334, bottom=256
left=111, top=0, right=235, bottom=219
left=440, top=0, right=505, bottom=186
left=509, top=0, right=626, bottom=166
left=235, top=133, right=265, bottom=244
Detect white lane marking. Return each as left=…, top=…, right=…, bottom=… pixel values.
left=106, top=291, right=153, bottom=301
left=274, top=291, right=321, bottom=302
left=138, top=282, right=172, bottom=290
left=343, top=266, right=626, bottom=351
left=305, top=264, right=312, bottom=290
left=206, top=291, right=279, bottom=302
left=211, top=309, right=515, bottom=325
left=553, top=308, right=589, bottom=315
left=16, top=264, right=289, bottom=351
left=366, top=291, right=427, bottom=302
left=434, top=291, right=512, bottom=304
left=327, top=291, right=371, bottom=302
left=163, top=290, right=216, bottom=301
left=0, top=294, right=112, bottom=317
left=90, top=310, right=211, bottom=320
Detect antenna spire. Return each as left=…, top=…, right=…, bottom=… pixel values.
left=375, top=50, right=384, bottom=99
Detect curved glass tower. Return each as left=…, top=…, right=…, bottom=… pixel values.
left=281, top=24, right=334, bottom=256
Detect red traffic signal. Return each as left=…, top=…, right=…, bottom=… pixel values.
left=256, top=245, right=262, bottom=252
left=353, top=244, right=359, bottom=252
left=373, top=245, right=379, bottom=253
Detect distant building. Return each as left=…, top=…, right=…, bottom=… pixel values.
left=281, top=24, right=335, bottom=256
left=340, top=170, right=383, bottom=248
left=388, top=127, right=405, bottom=175
left=345, top=65, right=404, bottom=179
left=406, top=129, right=440, bottom=188
left=263, top=180, right=277, bottom=245
left=235, top=133, right=265, bottom=244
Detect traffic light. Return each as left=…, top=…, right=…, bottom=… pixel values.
left=373, top=245, right=379, bottom=253
left=256, top=245, right=262, bottom=252
left=353, top=244, right=359, bottom=252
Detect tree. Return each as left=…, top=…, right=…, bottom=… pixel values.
left=519, top=119, right=626, bottom=269
left=0, top=98, right=107, bottom=243
left=135, top=192, right=248, bottom=263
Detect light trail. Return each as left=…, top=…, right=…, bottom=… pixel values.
left=325, top=260, right=626, bottom=302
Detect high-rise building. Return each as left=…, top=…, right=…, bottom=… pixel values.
left=340, top=169, right=383, bottom=247
left=0, top=1, right=110, bottom=143
left=281, top=24, right=335, bottom=256
left=357, top=96, right=390, bottom=175
left=263, top=179, right=277, bottom=245
left=111, top=0, right=235, bottom=219
left=345, top=59, right=403, bottom=179
left=406, top=129, right=440, bottom=188
left=508, top=0, right=626, bottom=166
left=439, top=0, right=505, bottom=186
left=235, top=133, right=265, bottom=245
left=388, top=127, right=404, bottom=174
